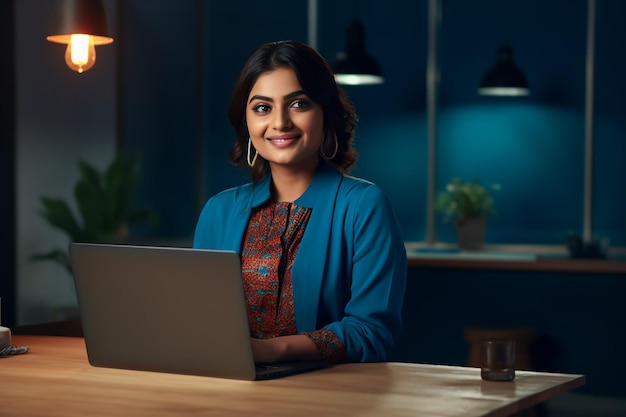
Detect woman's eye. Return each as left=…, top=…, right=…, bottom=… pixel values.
left=252, top=104, right=271, bottom=113
left=291, top=99, right=310, bottom=110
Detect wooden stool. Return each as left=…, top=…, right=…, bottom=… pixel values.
left=464, top=326, right=538, bottom=370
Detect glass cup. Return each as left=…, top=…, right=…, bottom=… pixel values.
left=481, top=339, right=516, bottom=381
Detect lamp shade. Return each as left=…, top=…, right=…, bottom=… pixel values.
left=333, top=20, right=384, bottom=86
left=47, top=0, right=113, bottom=45
left=478, top=45, right=529, bottom=96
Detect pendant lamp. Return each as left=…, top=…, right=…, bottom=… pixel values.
left=478, top=44, right=529, bottom=96
left=47, top=0, right=114, bottom=74
left=333, top=20, right=384, bottom=86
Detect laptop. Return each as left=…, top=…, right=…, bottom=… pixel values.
left=68, top=242, right=330, bottom=380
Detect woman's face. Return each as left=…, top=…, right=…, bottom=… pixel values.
left=246, top=67, right=324, bottom=174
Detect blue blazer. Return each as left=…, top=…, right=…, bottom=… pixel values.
left=193, top=161, right=407, bottom=362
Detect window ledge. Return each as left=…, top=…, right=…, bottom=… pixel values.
left=405, top=243, right=626, bottom=274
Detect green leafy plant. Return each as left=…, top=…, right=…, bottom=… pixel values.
left=435, top=177, right=500, bottom=223
left=32, top=153, right=159, bottom=273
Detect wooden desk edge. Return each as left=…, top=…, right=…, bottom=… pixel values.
left=502, top=373, right=586, bottom=417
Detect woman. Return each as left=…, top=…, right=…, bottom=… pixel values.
left=194, top=40, right=406, bottom=364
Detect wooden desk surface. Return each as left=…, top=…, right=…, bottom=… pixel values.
left=1, top=335, right=585, bottom=417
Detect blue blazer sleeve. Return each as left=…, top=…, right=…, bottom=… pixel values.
left=290, top=163, right=407, bottom=363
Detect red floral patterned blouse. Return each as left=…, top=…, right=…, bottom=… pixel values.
left=241, top=201, right=346, bottom=362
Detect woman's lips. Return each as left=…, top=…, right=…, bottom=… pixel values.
left=267, top=135, right=299, bottom=148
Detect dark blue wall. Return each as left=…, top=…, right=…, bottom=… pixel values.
left=120, top=2, right=201, bottom=238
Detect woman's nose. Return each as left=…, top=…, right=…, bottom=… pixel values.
left=272, top=109, right=292, bottom=130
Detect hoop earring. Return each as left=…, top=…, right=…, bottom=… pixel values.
left=320, top=131, right=339, bottom=160
left=247, top=137, right=258, bottom=167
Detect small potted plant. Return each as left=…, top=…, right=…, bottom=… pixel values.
left=435, top=177, right=500, bottom=250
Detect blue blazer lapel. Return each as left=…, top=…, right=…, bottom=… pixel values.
left=292, top=162, right=343, bottom=332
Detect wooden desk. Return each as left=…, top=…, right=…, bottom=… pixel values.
left=1, top=336, right=584, bottom=417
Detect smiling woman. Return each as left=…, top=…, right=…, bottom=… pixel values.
left=245, top=67, right=325, bottom=201
left=227, top=40, right=359, bottom=184
left=193, top=40, right=407, bottom=365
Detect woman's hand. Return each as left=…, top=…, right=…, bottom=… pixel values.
left=250, top=337, right=285, bottom=363
left=251, top=335, right=321, bottom=363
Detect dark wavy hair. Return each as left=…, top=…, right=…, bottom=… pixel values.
left=228, top=40, right=358, bottom=183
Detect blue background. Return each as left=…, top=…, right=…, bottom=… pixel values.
left=121, top=0, right=626, bottom=249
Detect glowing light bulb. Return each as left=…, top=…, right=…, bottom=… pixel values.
left=64, top=34, right=96, bottom=74
left=47, top=32, right=113, bottom=74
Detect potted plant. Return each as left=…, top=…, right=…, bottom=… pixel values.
left=31, top=152, right=159, bottom=274
left=435, top=177, right=500, bottom=250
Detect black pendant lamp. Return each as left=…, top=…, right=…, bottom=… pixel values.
left=47, top=0, right=114, bottom=74
left=478, top=45, right=529, bottom=96
left=333, top=20, right=384, bottom=86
